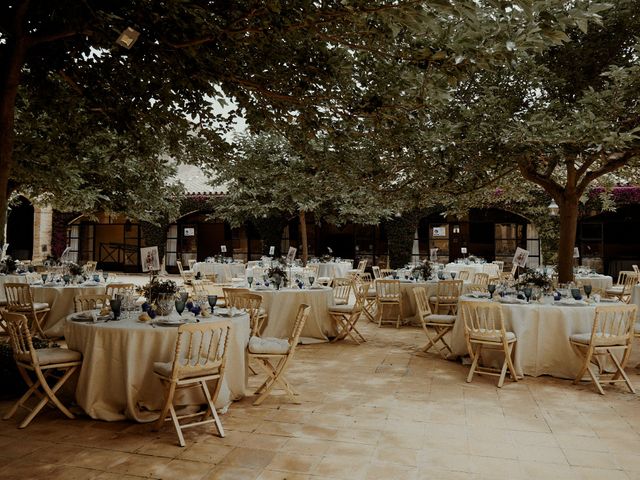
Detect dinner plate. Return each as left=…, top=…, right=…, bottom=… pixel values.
left=599, top=298, right=619, bottom=303
left=215, top=308, right=246, bottom=317
left=70, top=313, right=94, bottom=322
left=154, top=319, right=186, bottom=327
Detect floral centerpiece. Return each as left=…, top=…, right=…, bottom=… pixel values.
left=142, top=277, right=178, bottom=315
left=67, top=262, right=83, bottom=277
left=266, top=263, right=288, bottom=288
left=0, top=256, right=16, bottom=274
left=411, top=260, right=432, bottom=281
left=514, top=267, right=553, bottom=293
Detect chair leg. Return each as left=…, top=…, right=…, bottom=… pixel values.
left=200, top=380, right=225, bottom=437
left=18, top=366, right=77, bottom=428
left=3, top=368, right=41, bottom=421
left=466, top=343, right=482, bottom=383
left=505, top=342, right=518, bottom=383
left=153, top=381, right=177, bottom=432
left=608, top=350, right=635, bottom=394
left=169, top=403, right=186, bottom=447
left=586, top=364, right=605, bottom=395
left=572, top=344, right=592, bottom=385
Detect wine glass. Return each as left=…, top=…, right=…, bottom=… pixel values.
left=179, top=291, right=189, bottom=303
left=523, top=286, right=532, bottom=303
left=274, top=275, right=282, bottom=290
left=247, top=276, right=254, bottom=288
left=103, top=272, right=109, bottom=283
left=92, top=274, right=100, bottom=283
left=488, top=284, right=496, bottom=298
left=175, top=300, right=186, bottom=316
left=109, top=298, right=122, bottom=320
left=63, top=274, right=70, bottom=285
left=41, top=273, right=48, bottom=284
left=571, top=288, right=581, bottom=301
left=584, top=284, right=592, bottom=299
left=207, top=295, right=218, bottom=314
left=437, top=271, right=445, bottom=280
left=450, top=272, right=456, bottom=280
left=308, top=276, right=315, bottom=287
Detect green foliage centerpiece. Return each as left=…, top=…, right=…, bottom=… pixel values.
left=411, top=260, right=433, bottom=281
left=0, top=256, right=16, bottom=274
left=266, top=263, right=288, bottom=289
left=514, top=268, right=553, bottom=293
left=142, top=276, right=178, bottom=316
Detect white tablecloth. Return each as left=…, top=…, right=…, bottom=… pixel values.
left=311, top=262, right=353, bottom=279
left=575, top=274, right=613, bottom=292
left=192, top=262, right=246, bottom=282
left=33, top=284, right=106, bottom=337
left=396, top=280, right=474, bottom=323
left=444, top=263, right=499, bottom=278
left=64, top=313, right=249, bottom=422
left=253, top=286, right=336, bottom=343
left=450, top=297, right=605, bottom=379
left=631, top=285, right=640, bottom=320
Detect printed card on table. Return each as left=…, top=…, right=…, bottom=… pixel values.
left=512, top=247, right=529, bottom=268
left=141, top=246, right=160, bottom=272
left=286, top=247, right=297, bottom=263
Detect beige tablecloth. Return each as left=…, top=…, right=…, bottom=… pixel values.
left=254, top=286, right=335, bottom=343
left=193, top=262, right=246, bottom=282
left=64, top=313, right=250, bottom=422
left=33, top=285, right=106, bottom=337
left=313, top=262, right=353, bottom=279
left=444, top=263, right=499, bottom=278
left=575, top=274, right=613, bottom=292
left=632, top=285, right=640, bottom=320
left=450, top=297, right=604, bottom=379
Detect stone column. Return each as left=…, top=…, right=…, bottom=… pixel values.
left=32, top=205, right=52, bottom=263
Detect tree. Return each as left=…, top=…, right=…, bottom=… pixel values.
left=2, top=0, right=595, bottom=245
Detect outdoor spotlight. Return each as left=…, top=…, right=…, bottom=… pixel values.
left=452, top=224, right=460, bottom=234
left=116, top=27, right=140, bottom=49
left=548, top=199, right=559, bottom=216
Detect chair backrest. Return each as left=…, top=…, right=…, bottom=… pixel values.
left=457, top=270, right=470, bottom=281
left=332, top=278, right=352, bottom=304
left=286, top=304, right=311, bottom=357
left=473, top=273, right=490, bottom=286
left=193, top=280, right=226, bottom=296
left=223, top=287, right=250, bottom=308
left=590, top=305, right=637, bottom=345
left=460, top=300, right=507, bottom=341
left=74, top=294, right=111, bottom=312
left=492, top=260, right=504, bottom=272
left=380, top=268, right=395, bottom=278
left=176, top=260, right=186, bottom=275
left=234, top=292, right=263, bottom=335
left=355, top=272, right=373, bottom=284
left=106, top=283, right=135, bottom=299
left=622, top=272, right=639, bottom=298
left=375, top=279, right=401, bottom=302
left=633, top=264, right=639, bottom=275
left=3, top=311, right=38, bottom=367
left=188, top=259, right=197, bottom=270
left=356, top=259, right=367, bottom=272
left=616, top=270, right=635, bottom=287
left=413, top=287, right=433, bottom=324
left=168, top=321, right=232, bottom=381
left=372, top=266, right=381, bottom=279
left=436, top=280, right=464, bottom=299
left=303, top=265, right=319, bottom=278
left=5, top=283, right=35, bottom=310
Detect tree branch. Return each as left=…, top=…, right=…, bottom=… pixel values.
left=28, top=29, right=91, bottom=47
left=516, top=157, right=564, bottom=200
left=577, top=150, right=640, bottom=193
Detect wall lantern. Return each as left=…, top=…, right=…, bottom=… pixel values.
left=116, top=27, right=140, bottom=49
left=548, top=199, right=559, bottom=216
left=452, top=224, right=460, bottom=234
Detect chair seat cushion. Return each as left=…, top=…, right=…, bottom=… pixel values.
left=153, top=361, right=221, bottom=379
left=248, top=336, right=290, bottom=355
left=335, top=299, right=348, bottom=305
left=426, top=314, right=457, bottom=324
left=470, top=330, right=516, bottom=342
left=10, top=302, right=50, bottom=312
left=605, top=287, right=623, bottom=294
left=329, top=304, right=357, bottom=313
left=569, top=332, right=626, bottom=346
left=17, top=347, right=81, bottom=366
left=366, top=288, right=376, bottom=297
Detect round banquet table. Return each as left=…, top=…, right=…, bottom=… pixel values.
left=449, top=296, right=617, bottom=379
left=192, top=262, right=246, bottom=282
left=632, top=285, right=640, bottom=320
left=64, top=312, right=250, bottom=422
left=575, top=274, right=613, bottom=292
left=312, top=261, right=353, bottom=279
left=252, top=286, right=336, bottom=343
left=444, top=263, right=500, bottom=278
left=32, top=284, right=106, bottom=337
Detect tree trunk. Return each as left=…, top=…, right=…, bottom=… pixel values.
left=0, top=2, right=30, bottom=245
left=557, top=196, right=579, bottom=284
left=299, top=210, right=308, bottom=266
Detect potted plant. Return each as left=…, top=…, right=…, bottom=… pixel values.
left=142, top=277, right=178, bottom=315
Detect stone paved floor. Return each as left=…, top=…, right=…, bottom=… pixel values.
left=2, top=318, right=640, bottom=479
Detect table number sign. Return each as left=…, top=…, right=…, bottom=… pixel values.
left=269, top=246, right=275, bottom=255
left=430, top=248, right=438, bottom=262
left=512, top=247, right=529, bottom=268
left=221, top=245, right=227, bottom=253
left=286, top=247, right=297, bottom=264
left=573, top=247, right=580, bottom=258
left=141, top=246, right=160, bottom=272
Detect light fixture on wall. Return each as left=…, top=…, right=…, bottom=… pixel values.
left=452, top=224, right=460, bottom=234
left=548, top=199, right=559, bottom=216
left=116, top=27, right=140, bottom=49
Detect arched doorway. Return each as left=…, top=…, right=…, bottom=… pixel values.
left=7, top=195, right=34, bottom=260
